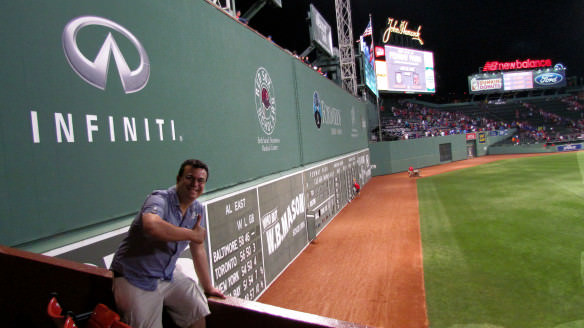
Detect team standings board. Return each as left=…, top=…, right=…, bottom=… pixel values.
left=205, top=149, right=370, bottom=300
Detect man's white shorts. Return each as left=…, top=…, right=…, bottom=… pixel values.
left=113, top=269, right=210, bottom=328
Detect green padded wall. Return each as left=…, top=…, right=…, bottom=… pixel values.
left=369, top=135, right=467, bottom=176
left=293, top=60, right=369, bottom=163
left=0, top=0, right=368, bottom=247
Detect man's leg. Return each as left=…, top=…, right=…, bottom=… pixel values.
left=162, top=270, right=210, bottom=328
left=189, top=317, right=206, bottom=328
left=113, top=277, right=164, bottom=328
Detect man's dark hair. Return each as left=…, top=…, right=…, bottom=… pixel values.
left=177, top=159, right=209, bottom=182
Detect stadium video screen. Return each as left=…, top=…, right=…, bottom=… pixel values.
left=360, top=39, right=378, bottom=96
left=376, top=45, right=435, bottom=93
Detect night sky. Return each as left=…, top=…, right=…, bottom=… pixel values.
left=236, top=0, right=584, bottom=100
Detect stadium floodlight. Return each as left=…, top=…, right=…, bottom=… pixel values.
left=334, top=0, right=358, bottom=96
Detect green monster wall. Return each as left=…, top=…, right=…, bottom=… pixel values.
left=369, top=135, right=467, bottom=176
left=368, top=129, right=518, bottom=176
left=0, top=0, right=369, bottom=248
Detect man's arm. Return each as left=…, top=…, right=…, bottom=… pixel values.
left=142, top=213, right=205, bottom=243
left=190, top=241, right=225, bottom=298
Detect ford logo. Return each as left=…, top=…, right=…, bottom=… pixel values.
left=534, top=73, right=563, bottom=86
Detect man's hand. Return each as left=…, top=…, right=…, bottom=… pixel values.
left=191, top=214, right=206, bottom=244
left=143, top=212, right=205, bottom=243
left=204, top=286, right=226, bottom=299
left=191, top=241, right=225, bottom=300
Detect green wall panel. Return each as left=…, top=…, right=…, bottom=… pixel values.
left=294, top=61, right=369, bottom=164
left=369, top=135, right=467, bottom=176
left=0, top=1, right=368, bottom=247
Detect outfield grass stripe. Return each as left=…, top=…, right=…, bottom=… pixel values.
left=579, top=151, right=584, bottom=185
left=418, top=152, right=584, bottom=328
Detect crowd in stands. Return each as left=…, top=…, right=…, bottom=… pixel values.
left=230, top=3, right=330, bottom=78
left=292, top=53, right=329, bottom=77
left=509, top=99, right=584, bottom=145
left=561, top=95, right=584, bottom=112
left=374, top=97, right=584, bottom=145
left=375, top=100, right=510, bottom=141
left=204, top=1, right=332, bottom=79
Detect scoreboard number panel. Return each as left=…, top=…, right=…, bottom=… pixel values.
left=206, top=189, right=266, bottom=300
left=257, top=173, right=308, bottom=283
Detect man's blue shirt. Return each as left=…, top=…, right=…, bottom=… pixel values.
left=111, top=186, right=206, bottom=291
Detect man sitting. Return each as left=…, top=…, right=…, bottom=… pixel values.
left=353, top=178, right=360, bottom=197
left=408, top=166, right=420, bottom=177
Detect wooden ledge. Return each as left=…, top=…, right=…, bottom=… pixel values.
left=208, top=295, right=372, bottom=328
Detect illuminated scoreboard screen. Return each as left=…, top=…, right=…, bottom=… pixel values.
left=468, top=65, right=566, bottom=94
left=375, top=45, right=435, bottom=94
left=503, top=71, right=533, bottom=91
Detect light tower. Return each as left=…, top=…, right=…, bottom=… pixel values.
left=334, top=0, right=357, bottom=96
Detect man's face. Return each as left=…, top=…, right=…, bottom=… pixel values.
left=176, top=166, right=207, bottom=204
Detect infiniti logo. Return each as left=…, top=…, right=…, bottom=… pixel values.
left=62, top=16, right=150, bottom=93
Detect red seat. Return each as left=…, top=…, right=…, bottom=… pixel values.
left=63, top=316, right=78, bottom=328
left=47, top=296, right=64, bottom=319
left=47, top=295, right=69, bottom=327
left=86, top=303, right=121, bottom=328
left=47, top=293, right=128, bottom=328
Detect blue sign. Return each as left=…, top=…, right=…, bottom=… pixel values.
left=534, top=72, right=564, bottom=87
left=557, top=144, right=583, bottom=152
left=533, top=71, right=566, bottom=88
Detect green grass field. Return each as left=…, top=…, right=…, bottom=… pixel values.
left=418, top=152, right=584, bottom=328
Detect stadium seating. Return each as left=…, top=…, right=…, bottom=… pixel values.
left=47, top=293, right=127, bottom=328
left=85, top=303, right=122, bottom=328
left=47, top=294, right=66, bottom=327
left=375, top=93, right=583, bottom=144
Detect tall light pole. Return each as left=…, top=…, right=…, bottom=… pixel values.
left=334, top=0, right=357, bottom=96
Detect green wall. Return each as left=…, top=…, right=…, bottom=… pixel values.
left=294, top=61, right=369, bottom=163
left=0, top=0, right=368, bottom=248
left=369, top=135, right=468, bottom=176
left=472, top=129, right=515, bottom=156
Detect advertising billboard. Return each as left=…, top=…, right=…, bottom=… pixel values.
left=533, top=70, right=566, bottom=89
left=375, top=45, right=435, bottom=93
left=468, top=74, right=504, bottom=94
left=468, top=66, right=567, bottom=94
left=482, top=58, right=552, bottom=72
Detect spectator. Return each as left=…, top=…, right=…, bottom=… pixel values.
left=236, top=10, right=248, bottom=24
left=110, top=159, right=225, bottom=328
